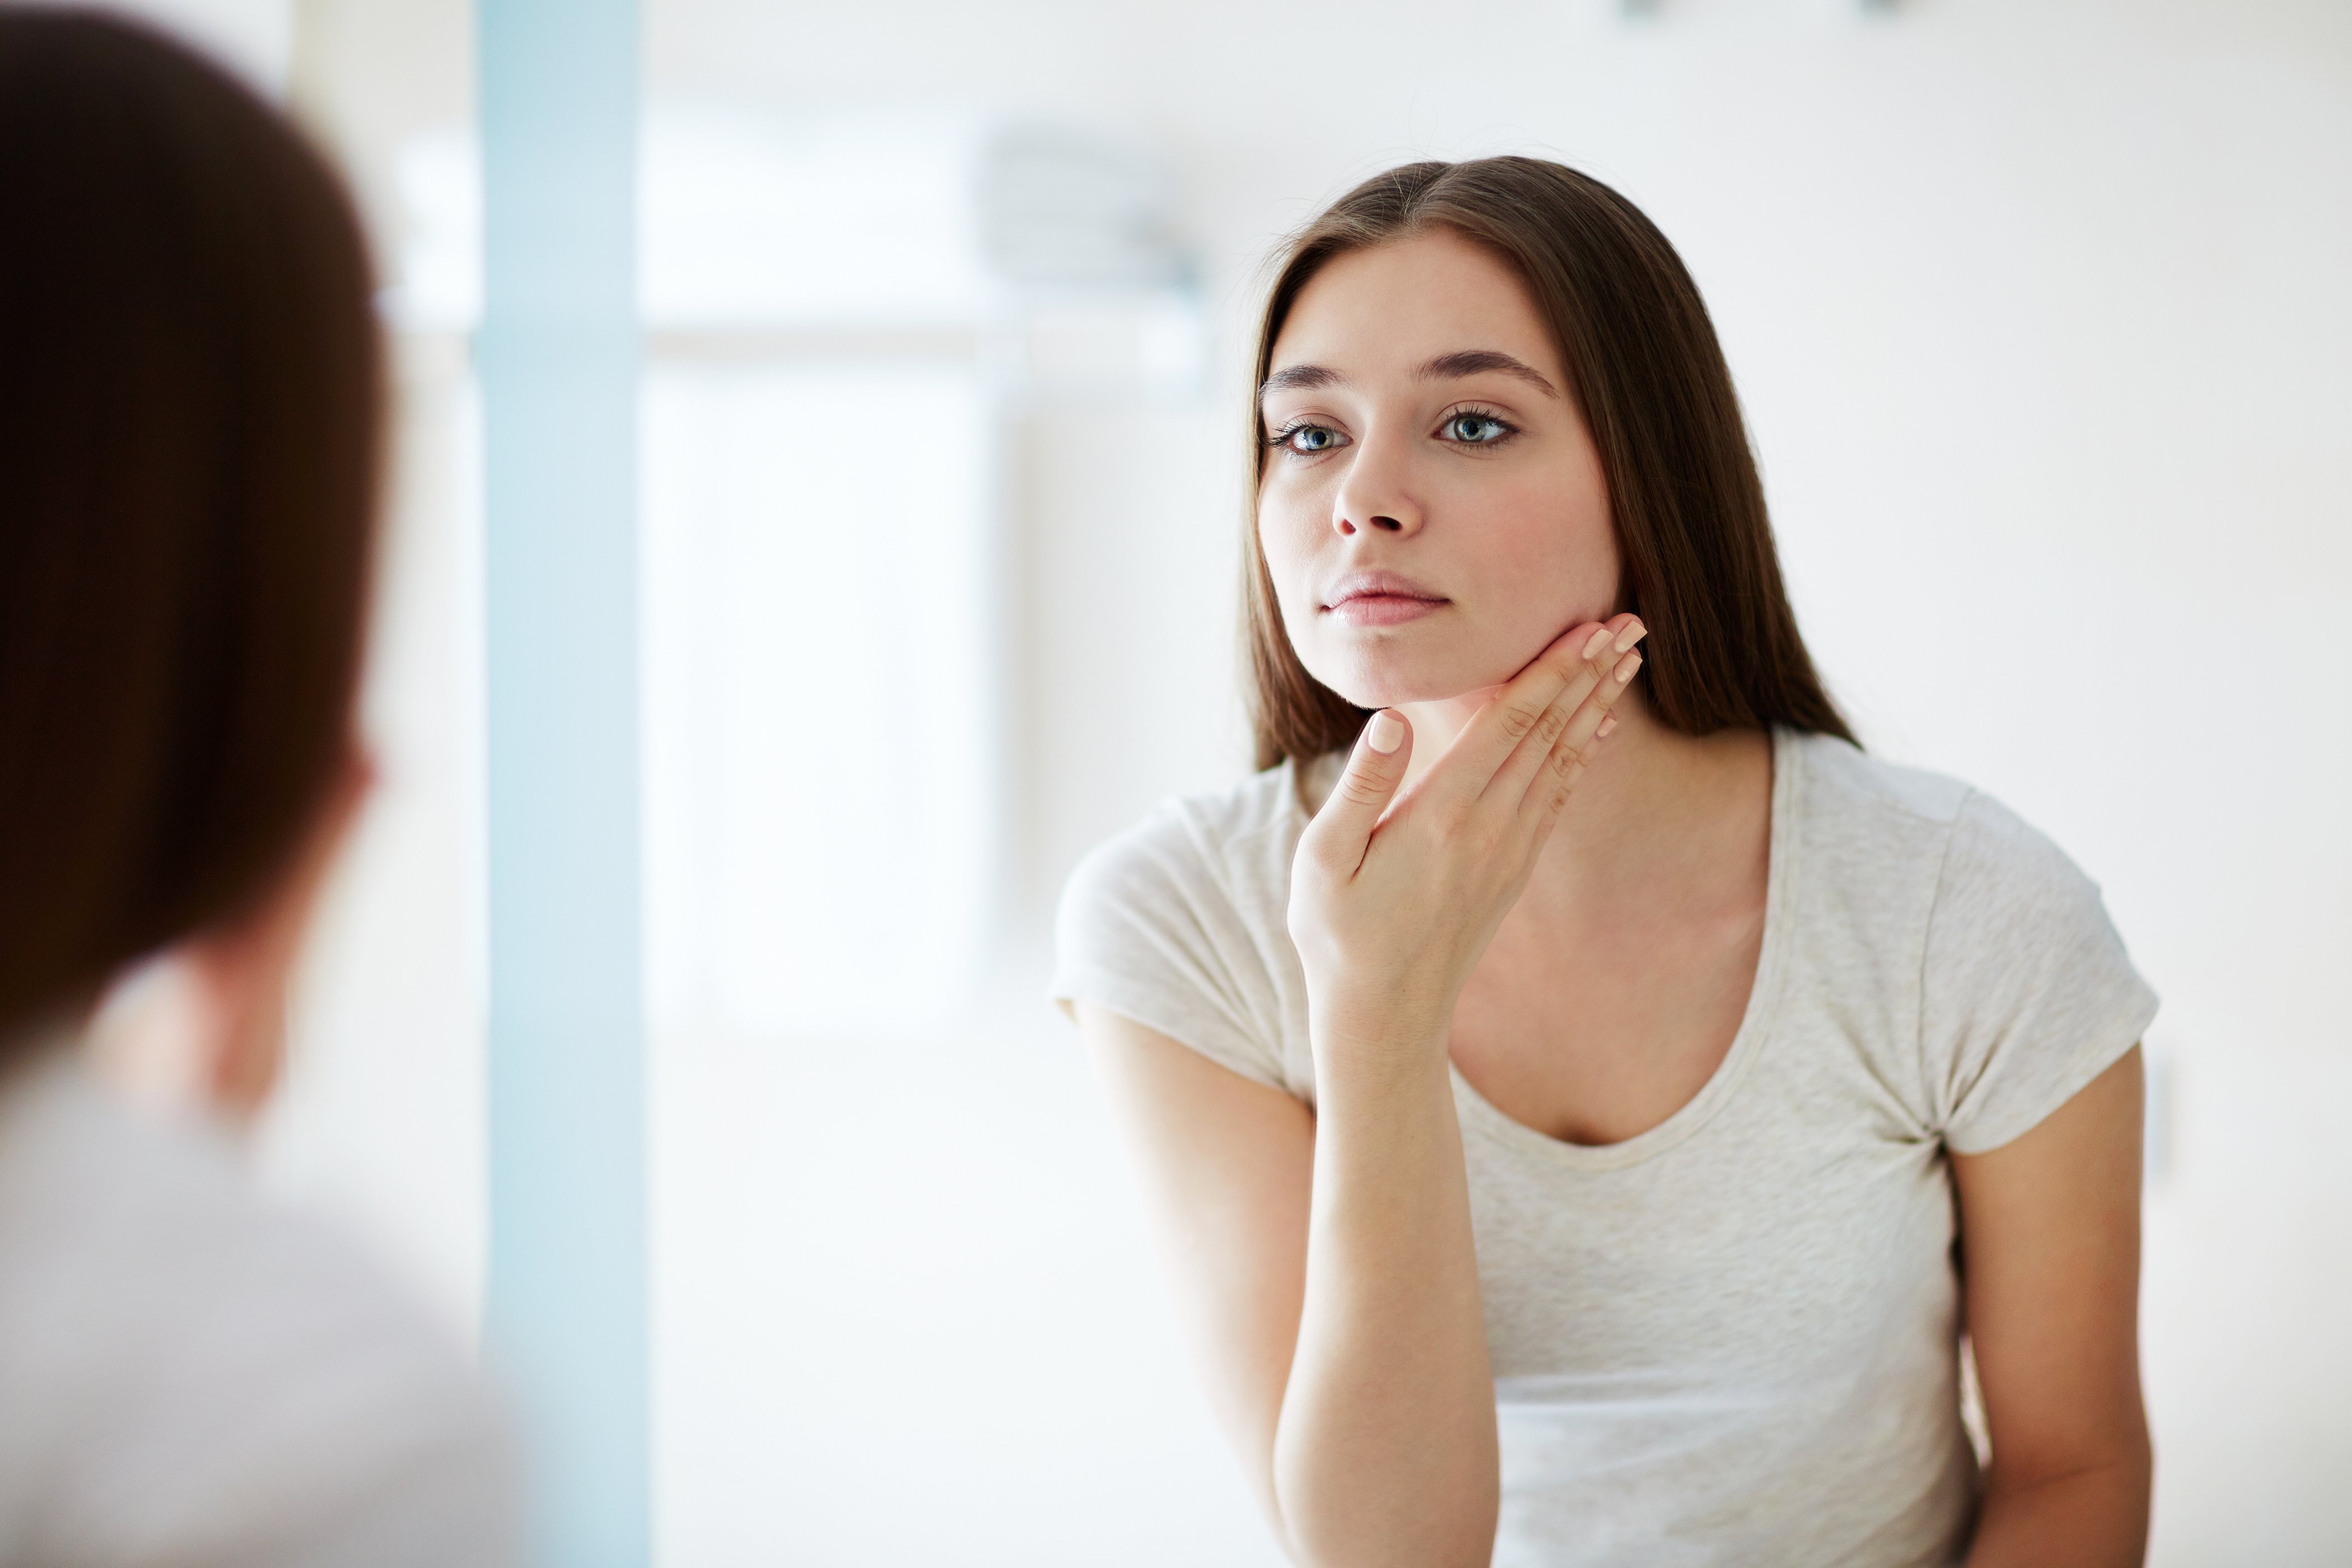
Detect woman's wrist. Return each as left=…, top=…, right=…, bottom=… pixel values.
left=1306, top=988, right=1455, bottom=1086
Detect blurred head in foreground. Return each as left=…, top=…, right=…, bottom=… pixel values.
left=0, top=11, right=516, bottom=1564
left=0, top=6, right=377, bottom=1106
left=1243, top=156, right=1851, bottom=769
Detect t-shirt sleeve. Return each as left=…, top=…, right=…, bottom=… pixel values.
left=1049, top=805, right=1292, bottom=1094
left=1922, top=792, right=2159, bottom=1155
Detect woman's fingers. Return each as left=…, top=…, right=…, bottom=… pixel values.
left=1486, top=614, right=1644, bottom=808
left=1420, top=622, right=1611, bottom=810
left=1298, top=708, right=1415, bottom=879
left=1523, top=634, right=1644, bottom=817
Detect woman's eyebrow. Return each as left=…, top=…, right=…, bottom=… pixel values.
left=1258, top=351, right=1557, bottom=402
left=1259, top=363, right=1343, bottom=399
left=1418, top=349, right=1558, bottom=398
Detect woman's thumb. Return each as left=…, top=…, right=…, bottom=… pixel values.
left=1307, top=710, right=1412, bottom=864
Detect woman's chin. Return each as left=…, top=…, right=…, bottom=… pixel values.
left=1314, top=654, right=1514, bottom=713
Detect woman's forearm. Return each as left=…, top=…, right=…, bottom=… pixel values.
left=1259, top=631, right=1635, bottom=1566
left=1270, top=1024, right=1499, bottom=1568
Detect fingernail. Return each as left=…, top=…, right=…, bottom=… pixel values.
left=1614, top=651, right=1643, bottom=682
left=1580, top=626, right=1612, bottom=660
left=1597, top=716, right=1618, bottom=738
left=1613, top=620, right=1646, bottom=653
left=1366, top=711, right=1404, bottom=754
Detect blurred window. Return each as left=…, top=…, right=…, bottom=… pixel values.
left=396, top=106, right=1199, bottom=1037
left=641, top=357, right=992, bottom=1033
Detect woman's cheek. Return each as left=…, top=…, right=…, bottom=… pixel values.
left=1259, top=510, right=1323, bottom=636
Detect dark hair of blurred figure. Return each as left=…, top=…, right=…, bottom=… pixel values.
left=1243, top=156, right=1854, bottom=769
left=0, top=6, right=380, bottom=1052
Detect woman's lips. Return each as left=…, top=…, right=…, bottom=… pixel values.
left=1324, top=592, right=1448, bottom=627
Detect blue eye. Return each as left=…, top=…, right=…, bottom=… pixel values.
left=1444, top=412, right=1510, bottom=444
left=1280, top=424, right=1345, bottom=454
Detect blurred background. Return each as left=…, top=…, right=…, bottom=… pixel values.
left=113, top=0, right=2352, bottom=1562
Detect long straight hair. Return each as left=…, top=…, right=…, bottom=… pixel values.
left=1244, top=157, right=1853, bottom=769
left=0, top=13, right=381, bottom=1046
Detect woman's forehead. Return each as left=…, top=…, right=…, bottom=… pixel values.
left=1270, top=231, right=1560, bottom=386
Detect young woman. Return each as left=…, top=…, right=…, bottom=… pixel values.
left=0, top=14, right=517, bottom=1562
left=1055, top=158, right=2154, bottom=1567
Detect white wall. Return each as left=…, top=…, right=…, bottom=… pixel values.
left=262, top=1, right=2351, bottom=1562
left=101, top=0, right=292, bottom=90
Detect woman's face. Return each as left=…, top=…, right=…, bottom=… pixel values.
left=1258, top=228, right=1617, bottom=710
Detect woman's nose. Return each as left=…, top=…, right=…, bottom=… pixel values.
left=1331, top=437, right=1422, bottom=539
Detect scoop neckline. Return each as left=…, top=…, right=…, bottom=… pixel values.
left=1444, top=726, right=1803, bottom=1173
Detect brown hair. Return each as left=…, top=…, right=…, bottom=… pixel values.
left=1244, top=156, right=1853, bottom=769
left=0, top=12, right=382, bottom=1046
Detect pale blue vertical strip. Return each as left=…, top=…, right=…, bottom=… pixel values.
left=477, top=2, right=647, bottom=1565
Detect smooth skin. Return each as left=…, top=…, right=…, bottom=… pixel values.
left=1079, top=229, right=2147, bottom=1566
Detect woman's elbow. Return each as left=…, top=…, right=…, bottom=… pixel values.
left=1271, top=1469, right=1499, bottom=1568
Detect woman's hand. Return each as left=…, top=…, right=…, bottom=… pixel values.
left=1287, top=614, right=1645, bottom=1066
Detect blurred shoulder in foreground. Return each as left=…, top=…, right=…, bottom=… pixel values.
left=0, top=1037, right=520, bottom=1567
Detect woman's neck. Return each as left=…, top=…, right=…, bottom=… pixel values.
left=1393, top=687, right=1772, bottom=916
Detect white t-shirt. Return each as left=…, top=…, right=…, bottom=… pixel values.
left=0, top=1044, right=521, bottom=1567
left=1052, top=728, right=2157, bottom=1568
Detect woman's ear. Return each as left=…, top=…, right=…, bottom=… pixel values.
left=185, top=738, right=376, bottom=1122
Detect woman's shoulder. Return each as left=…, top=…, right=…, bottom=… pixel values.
left=1058, top=760, right=1313, bottom=925
left=1784, top=727, right=2094, bottom=902
left=0, top=1053, right=520, bottom=1561
left=1779, top=730, right=2156, bottom=1150
left=1786, top=727, right=1973, bottom=828
left=1051, top=763, right=1318, bottom=1095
